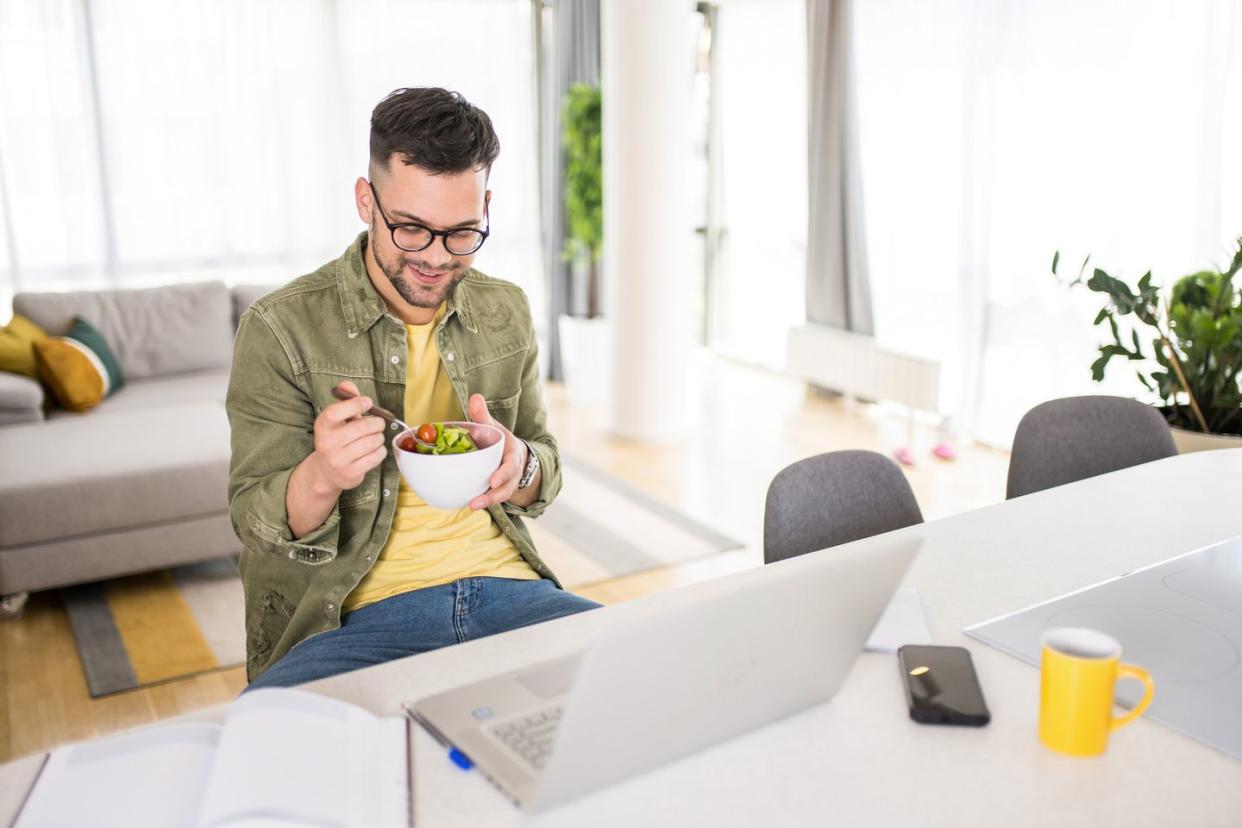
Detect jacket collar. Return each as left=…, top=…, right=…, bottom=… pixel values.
left=336, top=231, right=479, bottom=337
left=446, top=275, right=479, bottom=334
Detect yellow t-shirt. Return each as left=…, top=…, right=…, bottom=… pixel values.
left=342, top=304, right=538, bottom=613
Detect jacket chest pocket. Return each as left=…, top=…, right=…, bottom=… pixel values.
left=484, top=390, right=521, bottom=431
left=460, top=347, right=525, bottom=403
left=456, top=331, right=526, bottom=375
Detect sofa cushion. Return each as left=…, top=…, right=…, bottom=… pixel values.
left=0, top=314, right=48, bottom=378
left=14, top=281, right=233, bottom=381
left=34, top=316, right=125, bottom=412
left=0, top=371, right=45, bottom=425
left=0, top=401, right=232, bottom=548
left=46, top=369, right=231, bottom=419
left=231, top=284, right=277, bottom=327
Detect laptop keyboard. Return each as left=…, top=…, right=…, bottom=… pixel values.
left=486, top=704, right=564, bottom=770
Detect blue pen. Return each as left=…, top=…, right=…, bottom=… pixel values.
left=448, top=747, right=474, bottom=770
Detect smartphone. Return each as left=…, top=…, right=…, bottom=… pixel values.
left=897, top=645, right=991, bottom=726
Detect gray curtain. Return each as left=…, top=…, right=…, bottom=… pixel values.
left=538, top=0, right=600, bottom=380
left=805, top=0, right=873, bottom=334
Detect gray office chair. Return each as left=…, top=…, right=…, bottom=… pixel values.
left=764, top=450, right=923, bottom=564
left=1006, top=395, right=1177, bottom=500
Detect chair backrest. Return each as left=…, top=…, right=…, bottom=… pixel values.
left=763, top=449, right=923, bottom=564
left=1006, top=395, right=1177, bottom=499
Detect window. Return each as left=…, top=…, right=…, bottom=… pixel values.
left=0, top=0, right=544, bottom=323
left=707, top=0, right=807, bottom=368
left=854, top=0, right=1242, bottom=445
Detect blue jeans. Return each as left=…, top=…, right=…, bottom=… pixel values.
left=246, top=577, right=600, bottom=691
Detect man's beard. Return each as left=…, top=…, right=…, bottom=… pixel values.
left=369, top=223, right=467, bottom=309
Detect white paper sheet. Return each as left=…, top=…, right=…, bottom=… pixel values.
left=14, top=723, right=221, bottom=828
left=196, top=688, right=408, bottom=828
left=864, top=587, right=932, bottom=652
left=14, top=690, right=409, bottom=828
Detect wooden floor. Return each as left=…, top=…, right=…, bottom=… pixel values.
left=0, top=354, right=1009, bottom=763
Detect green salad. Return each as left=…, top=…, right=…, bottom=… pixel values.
left=399, top=422, right=478, bottom=455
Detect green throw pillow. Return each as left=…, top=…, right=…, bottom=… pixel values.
left=34, top=316, right=125, bottom=412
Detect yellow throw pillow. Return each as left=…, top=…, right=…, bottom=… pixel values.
left=0, top=314, right=48, bottom=378
left=34, top=316, right=125, bottom=412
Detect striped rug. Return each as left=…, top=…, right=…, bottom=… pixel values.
left=62, top=458, right=743, bottom=697
left=62, top=558, right=246, bottom=697
left=527, top=458, right=744, bottom=588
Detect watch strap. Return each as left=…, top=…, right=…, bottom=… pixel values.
left=517, top=440, right=540, bottom=490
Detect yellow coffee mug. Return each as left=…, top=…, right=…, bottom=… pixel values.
left=1039, top=627, right=1155, bottom=756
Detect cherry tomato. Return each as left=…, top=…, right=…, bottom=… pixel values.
left=400, top=436, right=416, bottom=452
left=416, top=423, right=438, bottom=444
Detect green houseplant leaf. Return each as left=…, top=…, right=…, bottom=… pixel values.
left=1056, top=236, right=1242, bottom=436
left=561, top=83, right=603, bottom=319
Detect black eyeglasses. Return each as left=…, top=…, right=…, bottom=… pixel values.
left=369, top=181, right=490, bottom=256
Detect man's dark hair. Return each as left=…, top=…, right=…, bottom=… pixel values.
left=369, top=87, right=500, bottom=175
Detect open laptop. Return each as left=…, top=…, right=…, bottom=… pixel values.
left=407, top=534, right=922, bottom=812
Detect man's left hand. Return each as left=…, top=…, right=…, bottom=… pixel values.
left=467, top=393, right=533, bottom=511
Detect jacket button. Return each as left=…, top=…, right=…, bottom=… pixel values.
left=390, top=422, right=398, bottom=430
left=446, top=352, right=455, bottom=362
left=390, top=354, right=400, bottom=364
left=326, top=602, right=336, bottom=612
left=383, top=489, right=391, bottom=498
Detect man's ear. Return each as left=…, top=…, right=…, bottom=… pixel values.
left=354, top=177, right=372, bottom=225
left=484, top=189, right=492, bottom=212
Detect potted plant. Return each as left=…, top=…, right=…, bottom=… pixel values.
left=1054, top=237, right=1242, bottom=451
left=556, top=83, right=609, bottom=406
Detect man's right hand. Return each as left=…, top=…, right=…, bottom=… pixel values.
left=306, top=381, right=389, bottom=495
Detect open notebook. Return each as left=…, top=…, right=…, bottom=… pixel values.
left=13, top=688, right=411, bottom=828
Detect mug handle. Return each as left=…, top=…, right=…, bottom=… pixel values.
left=1110, top=664, right=1155, bottom=731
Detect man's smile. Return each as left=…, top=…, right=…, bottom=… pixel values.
left=407, top=263, right=450, bottom=286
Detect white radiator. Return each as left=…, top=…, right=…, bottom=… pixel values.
left=786, top=323, right=941, bottom=413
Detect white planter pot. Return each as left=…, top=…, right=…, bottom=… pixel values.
left=557, top=314, right=611, bottom=407
left=1169, top=425, right=1242, bottom=453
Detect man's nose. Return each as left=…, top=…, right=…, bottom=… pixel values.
left=421, top=240, right=455, bottom=270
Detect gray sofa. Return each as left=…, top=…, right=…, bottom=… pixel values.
left=0, top=281, right=272, bottom=615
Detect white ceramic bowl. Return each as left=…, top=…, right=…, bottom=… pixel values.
left=391, top=421, right=505, bottom=510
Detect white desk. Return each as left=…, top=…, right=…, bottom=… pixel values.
left=4, top=449, right=1241, bottom=826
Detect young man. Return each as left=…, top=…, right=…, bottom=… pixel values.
left=228, top=87, right=598, bottom=689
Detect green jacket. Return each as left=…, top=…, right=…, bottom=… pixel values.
left=226, top=232, right=563, bottom=681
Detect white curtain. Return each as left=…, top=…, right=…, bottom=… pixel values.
left=805, top=0, right=872, bottom=336
left=854, top=0, right=1242, bottom=446
left=0, top=0, right=543, bottom=326
left=709, top=0, right=808, bottom=368
left=0, top=1, right=106, bottom=283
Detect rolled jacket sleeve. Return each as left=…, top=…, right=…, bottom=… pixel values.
left=227, top=308, right=340, bottom=564
left=502, top=325, right=562, bottom=520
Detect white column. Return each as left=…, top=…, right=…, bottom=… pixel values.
left=602, top=0, right=695, bottom=444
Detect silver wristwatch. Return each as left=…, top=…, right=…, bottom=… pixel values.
left=517, top=440, right=540, bottom=490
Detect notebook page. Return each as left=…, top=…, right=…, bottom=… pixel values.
left=196, top=689, right=407, bottom=828
left=348, top=717, right=410, bottom=828
left=14, top=722, right=221, bottom=828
